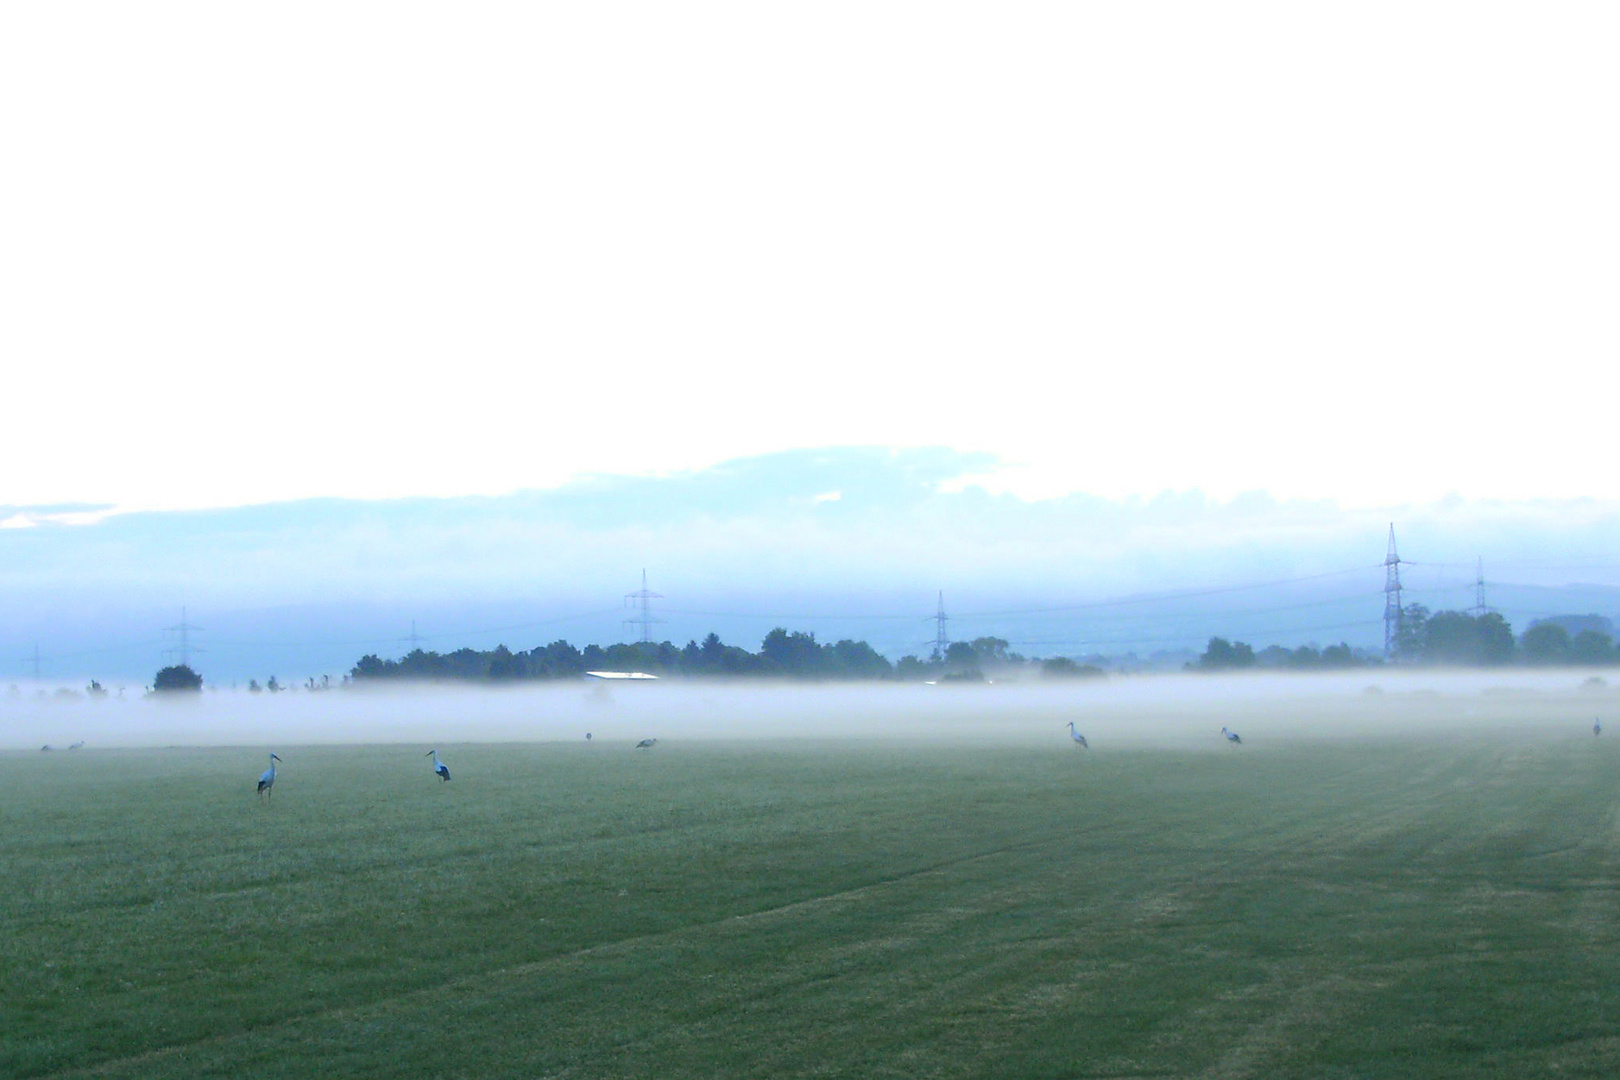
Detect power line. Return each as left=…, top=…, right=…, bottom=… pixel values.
left=1002, top=616, right=1386, bottom=652
left=14, top=526, right=1620, bottom=673
left=667, top=566, right=1382, bottom=624
left=205, top=609, right=625, bottom=651
left=957, top=566, right=1381, bottom=618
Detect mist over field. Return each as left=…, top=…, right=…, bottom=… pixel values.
left=5, top=669, right=1614, bottom=753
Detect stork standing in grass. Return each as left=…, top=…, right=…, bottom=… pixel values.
left=1221, top=726, right=1242, bottom=746
left=257, top=753, right=281, bottom=801
left=426, top=748, right=451, bottom=782
left=1066, top=722, right=1089, bottom=749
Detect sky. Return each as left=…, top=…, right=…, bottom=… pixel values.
left=3, top=5, right=1620, bottom=682
left=3, top=2, right=1616, bottom=515
left=6, top=447, right=1620, bottom=683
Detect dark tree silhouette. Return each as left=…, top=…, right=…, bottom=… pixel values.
left=153, top=664, right=203, bottom=693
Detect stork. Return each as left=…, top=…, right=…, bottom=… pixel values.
left=426, top=748, right=451, bottom=782
left=635, top=738, right=659, bottom=749
left=1596, top=718, right=1603, bottom=737
left=1221, top=726, right=1242, bottom=745
left=257, top=753, right=281, bottom=801
left=1066, top=722, right=1089, bottom=749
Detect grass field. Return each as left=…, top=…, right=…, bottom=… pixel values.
left=5, top=726, right=1620, bottom=1078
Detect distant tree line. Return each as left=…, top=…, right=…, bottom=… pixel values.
left=89, top=608, right=1620, bottom=697
left=1192, top=609, right=1620, bottom=671
left=348, top=631, right=1106, bottom=684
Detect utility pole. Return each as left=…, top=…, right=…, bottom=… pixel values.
left=1383, top=525, right=1403, bottom=660
left=624, top=570, right=664, bottom=644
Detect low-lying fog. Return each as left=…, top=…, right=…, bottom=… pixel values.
left=2, top=670, right=1616, bottom=752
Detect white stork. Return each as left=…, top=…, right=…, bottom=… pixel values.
left=1221, top=726, right=1242, bottom=745
left=1066, top=722, right=1089, bottom=749
left=426, top=748, right=451, bottom=782
left=257, top=753, right=282, bottom=801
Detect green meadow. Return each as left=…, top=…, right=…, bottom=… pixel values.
left=5, top=733, right=1620, bottom=1078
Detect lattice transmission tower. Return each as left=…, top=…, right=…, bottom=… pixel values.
left=163, top=607, right=205, bottom=668
left=624, top=570, right=664, bottom=644
left=1470, top=557, right=1492, bottom=616
left=928, top=591, right=950, bottom=660
left=1383, top=525, right=1403, bottom=660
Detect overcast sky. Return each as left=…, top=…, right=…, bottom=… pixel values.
left=4, top=2, right=1616, bottom=516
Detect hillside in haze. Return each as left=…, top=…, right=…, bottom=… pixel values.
left=7, top=449, right=1620, bottom=685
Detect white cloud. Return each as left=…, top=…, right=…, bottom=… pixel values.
left=1, top=4, right=1615, bottom=512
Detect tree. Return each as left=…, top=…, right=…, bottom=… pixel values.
left=152, top=665, right=203, bottom=693
left=895, top=655, right=934, bottom=681
left=1195, top=637, right=1255, bottom=671
left=1319, top=643, right=1358, bottom=668
left=1570, top=630, right=1617, bottom=667
left=1393, top=605, right=1430, bottom=661
left=825, top=639, right=893, bottom=678
left=1041, top=657, right=1104, bottom=679
left=1520, top=622, right=1571, bottom=665
left=1477, top=613, right=1516, bottom=665
left=1423, top=611, right=1481, bottom=664
left=761, top=628, right=823, bottom=677
left=487, top=644, right=523, bottom=680
left=968, top=637, right=1012, bottom=667
left=1396, top=608, right=1516, bottom=666
left=531, top=639, right=585, bottom=677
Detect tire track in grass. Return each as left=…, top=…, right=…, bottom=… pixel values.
left=48, top=742, right=1590, bottom=1079
left=1184, top=741, right=1620, bottom=1079
left=1189, top=970, right=1391, bottom=1080
left=40, top=837, right=1071, bottom=1080
left=1132, top=744, right=1495, bottom=1078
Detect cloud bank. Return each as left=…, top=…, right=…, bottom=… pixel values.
left=6, top=447, right=1620, bottom=682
